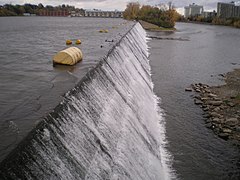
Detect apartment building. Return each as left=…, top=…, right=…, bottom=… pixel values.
left=217, top=2, right=240, bottom=18
left=184, top=3, right=204, bottom=18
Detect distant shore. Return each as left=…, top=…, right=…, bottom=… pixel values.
left=180, top=21, right=212, bottom=26
left=188, top=69, right=240, bottom=147
left=139, top=20, right=176, bottom=32
left=180, top=20, right=240, bottom=29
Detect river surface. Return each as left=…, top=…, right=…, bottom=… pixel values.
left=0, top=17, right=240, bottom=179
left=148, top=23, right=240, bottom=179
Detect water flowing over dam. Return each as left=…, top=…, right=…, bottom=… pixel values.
left=0, top=23, right=173, bottom=179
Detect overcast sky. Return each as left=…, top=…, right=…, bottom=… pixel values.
left=0, top=0, right=237, bottom=13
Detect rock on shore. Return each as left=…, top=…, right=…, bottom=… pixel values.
left=185, top=69, right=240, bottom=146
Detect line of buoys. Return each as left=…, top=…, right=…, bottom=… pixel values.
left=53, top=47, right=83, bottom=66
left=66, top=39, right=82, bottom=45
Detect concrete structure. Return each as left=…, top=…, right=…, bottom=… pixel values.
left=217, top=2, right=240, bottom=18
left=69, top=9, right=85, bottom=17
left=38, top=8, right=122, bottom=18
left=84, top=10, right=123, bottom=18
left=23, top=13, right=36, bottom=16
left=184, top=3, right=204, bottom=18
left=39, top=10, right=69, bottom=17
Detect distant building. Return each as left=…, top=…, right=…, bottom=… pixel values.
left=39, top=10, right=69, bottom=17
left=70, top=9, right=85, bottom=17
left=184, top=3, right=204, bottom=18
left=203, top=11, right=217, bottom=18
left=217, top=2, right=240, bottom=18
left=84, top=10, right=123, bottom=18
left=23, top=13, right=30, bottom=16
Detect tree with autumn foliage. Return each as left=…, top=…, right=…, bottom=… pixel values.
left=123, top=2, right=181, bottom=28
left=123, top=2, right=140, bottom=20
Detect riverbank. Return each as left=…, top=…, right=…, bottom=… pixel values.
left=180, top=20, right=240, bottom=29
left=187, top=69, right=240, bottom=146
left=139, top=20, right=176, bottom=32
left=149, top=22, right=240, bottom=179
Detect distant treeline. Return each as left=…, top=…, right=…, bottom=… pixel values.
left=212, top=17, right=240, bottom=28
left=123, top=2, right=181, bottom=28
left=182, top=15, right=240, bottom=28
left=0, top=3, right=76, bottom=16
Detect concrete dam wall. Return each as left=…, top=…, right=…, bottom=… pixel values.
left=0, top=23, right=174, bottom=180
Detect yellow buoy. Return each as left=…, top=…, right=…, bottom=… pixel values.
left=75, top=39, right=81, bottom=45
left=53, top=47, right=83, bottom=66
left=66, top=39, right=72, bottom=45
left=99, top=29, right=108, bottom=33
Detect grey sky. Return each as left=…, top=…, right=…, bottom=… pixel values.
left=0, top=0, right=237, bottom=12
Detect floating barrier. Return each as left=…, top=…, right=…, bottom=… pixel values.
left=53, top=47, right=83, bottom=66
left=99, top=29, right=108, bottom=33
left=75, top=39, right=81, bottom=45
left=66, top=40, right=72, bottom=45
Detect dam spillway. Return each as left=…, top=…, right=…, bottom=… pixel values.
left=0, top=22, right=173, bottom=179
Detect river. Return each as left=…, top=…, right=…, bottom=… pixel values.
left=148, top=22, right=240, bottom=179
left=0, top=17, right=240, bottom=179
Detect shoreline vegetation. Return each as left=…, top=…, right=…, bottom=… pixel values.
left=0, top=3, right=77, bottom=16
left=123, top=2, right=180, bottom=29
left=139, top=20, right=176, bottom=31
left=186, top=69, right=240, bottom=147
left=180, top=16, right=240, bottom=29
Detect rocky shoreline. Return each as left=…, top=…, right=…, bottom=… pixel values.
left=186, top=69, right=240, bottom=147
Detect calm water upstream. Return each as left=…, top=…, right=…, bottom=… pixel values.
left=148, top=23, right=240, bottom=179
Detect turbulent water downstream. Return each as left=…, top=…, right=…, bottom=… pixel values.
left=148, top=23, right=240, bottom=180
left=0, top=22, right=173, bottom=179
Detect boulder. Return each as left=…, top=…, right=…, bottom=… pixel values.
left=213, top=107, right=221, bottom=112
left=212, top=118, right=220, bottom=123
left=201, top=97, right=209, bottom=101
left=208, top=93, right=217, bottom=98
left=225, top=118, right=238, bottom=126
left=195, top=89, right=201, bottom=93
left=208, top=101, right=223, bottom=106
left=194, top=99, right=203, bottom=105
left=222, top=128, right=232, bottom=134
left=209, top=112, right=222, bottom=118
left=218, top=133, right=229, bottom=140
left=213, top=97, right=222, bottom=101
left=235, top=126, right=240, bottom=132
left=185, top=88, right=192, bottom=92
left=227, top=102, right=235, bottom=107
